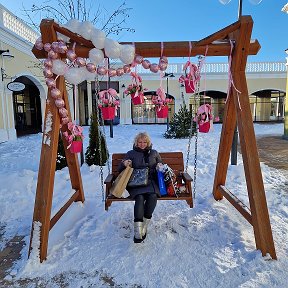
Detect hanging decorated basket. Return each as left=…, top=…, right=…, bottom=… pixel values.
left=131, top=92, right=144, bottom=105
left=196, top=104, right=213, bottom=133
left=70, top=140, right=83, bottom=153
left=198, top=121, right=210, bottom=133
left=101, top=106, right=116, bottom=120
left=156, top=106, right=169, bottom=118
left=179, top=61, right=200, bottom=94
left=184, top=78, right=196, bottom=93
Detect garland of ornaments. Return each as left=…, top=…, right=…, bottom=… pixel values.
left=34, top=19, right=169, bottom=126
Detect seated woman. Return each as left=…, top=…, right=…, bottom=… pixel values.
left=118, top=132, right=162, bottom=243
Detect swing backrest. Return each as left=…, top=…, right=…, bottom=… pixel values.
left=111, top=152, right=185, bottom=176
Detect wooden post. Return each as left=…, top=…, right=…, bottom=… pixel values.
left=29, top=20, right=84, bottom=262
left=213, top=16, right=276, bottom=259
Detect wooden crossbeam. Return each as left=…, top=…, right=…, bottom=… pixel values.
left=218, top=185, right=252, bottom=224
left=32, top=17, right=260, bottom=59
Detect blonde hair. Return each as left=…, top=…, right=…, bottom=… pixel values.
left=134, top=132, right=152, bottom=147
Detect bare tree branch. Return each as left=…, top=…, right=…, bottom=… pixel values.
left=22, top=0, right=135, bottom=36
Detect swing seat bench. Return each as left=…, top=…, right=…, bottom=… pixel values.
left=104, top=152, right=193, bottom=211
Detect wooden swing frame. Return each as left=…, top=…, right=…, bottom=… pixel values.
left=30, top=15, right=276, bottom=262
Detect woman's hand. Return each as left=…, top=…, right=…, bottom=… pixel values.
left=123, top=159, right=132, bottom=167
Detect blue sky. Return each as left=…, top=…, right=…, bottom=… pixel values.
left=1, top=0, right=287, bottom=62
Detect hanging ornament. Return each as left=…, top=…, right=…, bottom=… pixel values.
left=104, top=38, right=121, bottom=59
left=134, top=55, right=144, bottom=64
left=78, top=21, right=95, bottom=40
left=86, top=63, right=97, bottom=73
left=119, top=44, right=135, bottom=64
left=51, top=88, right=61, bottom=99
left=63, top=19, right=81, bottom=34
left=150, top=63, right=160, bottom=73
left=142, top=60, right=151, bottom=69
left=52, top=59, right=67, bottom=75
left=89, top=48, right=104, bottom=65
left=66, top=49, right=77, bottom=62
left=44, top=43, right=52, bottom=52
left=90, top=29, right=106, bottom=49
left=55, top=98, right=65, bottom=108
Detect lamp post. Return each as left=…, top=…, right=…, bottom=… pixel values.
left=0, top=49, right=14, bottom=81
left=164, top=72, right=175, bottom=129
left=284, top=49, right=288, bottom=140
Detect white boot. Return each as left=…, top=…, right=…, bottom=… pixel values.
left=134, top=222, right=143, bottom=243
left=142, top=217, right=151, bottom=240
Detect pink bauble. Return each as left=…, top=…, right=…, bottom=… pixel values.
left=35, top=41, right=44, bottom=50
left=43, top=68, right=53, bottom=78
left=108, top=68, right=117, bottom=77
left=142, top=59, right=151, bottom=69
left=58, top=107, right=68, bottom=118
left=150, top=63, right=159, bottom=73
left=134, top=55, right=143, bottom=64
left=48, top=50, right=58, bottom=59
left=55, top=98, right=65, bottom=108
left=61, top=116, right=70, bottom=125
left=43, top=59, right=53, bottom=68
left=44, top=43, right=52, bottom=52
left=51, top=88, right=61, bottom=99
left=46, top=78, right=56, bottom=88
left=123, top=65, right=131, bottom=74
left=67, top=50, right=77, bottom=61
left=116, top=68, right=124, bottom=77
left=58, top=42, right=68, bottom=53
left=86, top=63, right=96, bottom=73
left=97, top=66, right=107, bottom=75
left=159, top=56, right=168, bottom=64
left=159, top=61, right=168, bottom=71
left=75, top=57, right=86, bottom=67
left=51, top=41, right=59, bottom=52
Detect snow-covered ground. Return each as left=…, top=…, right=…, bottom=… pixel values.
left=0, top=123, right=287, bottom=287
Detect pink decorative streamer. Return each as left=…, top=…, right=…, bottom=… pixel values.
left=227, top=40, right=242, bottom=109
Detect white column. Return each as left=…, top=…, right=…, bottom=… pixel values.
left=87, top=81, right=93, bottom=124
left=120, top=84, right=132, bottom=124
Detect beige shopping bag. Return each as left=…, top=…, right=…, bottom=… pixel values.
left=110, top=166, right=133, bottom=198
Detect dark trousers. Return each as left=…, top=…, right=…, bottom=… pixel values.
left=134, top=193, right=157, bottom=222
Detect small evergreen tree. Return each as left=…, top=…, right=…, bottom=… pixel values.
left=164, top=104, right=196, bottom=139
left=85, top=112, right=109, bottom=166
left=56, top=133, right=68, bottom=170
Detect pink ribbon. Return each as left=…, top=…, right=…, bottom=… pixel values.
left=156, top=87, right=166, bottom=101
left=227, top=40, right=241, bottom=109
left=130, top=72, right=142, bottom=85
left=98, top=88, right=119, bottom=110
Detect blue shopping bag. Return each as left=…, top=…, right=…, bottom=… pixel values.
left=157, top=171, right=167, bottom=196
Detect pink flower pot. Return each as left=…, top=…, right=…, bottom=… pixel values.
left=199, top=121, right=210, bottom=133
left=131, top=92, right=144, bottom=105
left=101, top=107, right=116, bottom=120
left=184, top=78, right=196, bottom=93
left=70, top=140, right=82, bottom=153
left=156, top=106, right=169, bottom=118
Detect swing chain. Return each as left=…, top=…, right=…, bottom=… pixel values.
left=192, top=55, right=204, bottom=199
left=185, top=56, right=203, bottom=198
left=94, top=76, right=105, bottom=202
